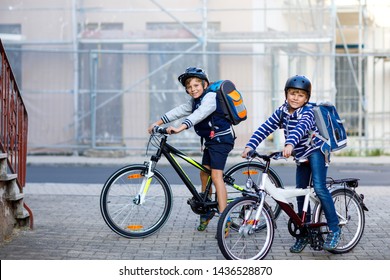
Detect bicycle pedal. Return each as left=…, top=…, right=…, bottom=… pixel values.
left=309, top=231, right=324, bottom=251
left=311, top=244, right=323, bottom=251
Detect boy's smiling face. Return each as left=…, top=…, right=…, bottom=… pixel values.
left=286, top=88, right=309, bottom=112
left=185, top=77, right=208, bottom=98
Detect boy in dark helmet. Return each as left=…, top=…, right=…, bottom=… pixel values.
left=148, top=67, right=235, bottom=231
left=241, top=75, right=341, bottom=253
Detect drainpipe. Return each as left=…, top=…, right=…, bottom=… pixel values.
left=72, top=0, right=80, bottom=155
left=202, top=0, right=208, bottom=69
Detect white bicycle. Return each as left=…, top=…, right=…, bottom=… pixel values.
left=216, top=151, right=368, bottom=260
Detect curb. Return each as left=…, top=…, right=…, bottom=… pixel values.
left=26, top=155, right=390, bottom=166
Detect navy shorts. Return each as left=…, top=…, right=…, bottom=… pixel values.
left=202, top=134, right=234, bottom=170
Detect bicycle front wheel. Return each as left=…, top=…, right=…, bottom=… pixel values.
left=100, top=164, right=173, bottom=238
left=314, top=188, right=365, bottom=253
left=217, top=196, right=275, bottom=260
left=225, top=161, right=284, bottom=219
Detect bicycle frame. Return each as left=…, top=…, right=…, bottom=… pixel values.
left=137, top=133, right=244, bottom=208
left=250, top=155, right=325, bottom=229
left=260, top=172, right=323, bottom=228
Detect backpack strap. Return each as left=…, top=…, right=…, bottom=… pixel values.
left=231, top=125, right=237, bottom=140
left=278, top=107, right=285, bottom=129
left=200, top=116, right=216, bottom=151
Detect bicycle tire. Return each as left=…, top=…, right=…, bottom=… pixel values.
left=217, top=196, right=275, bottom=260
left=225, top=161, right=284, bottom=219
left=314, top=188, right=365, bottom=253
left=100, top=164, right=173, bottom=238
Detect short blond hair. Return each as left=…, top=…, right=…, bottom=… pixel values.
left=287, top=88, right=309, bottom=97
left=184, top=77, right=203, bottom=86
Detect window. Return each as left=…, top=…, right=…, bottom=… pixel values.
left=335, top=55, right=366, bottom=136
left=78, top=22, right=123, bottom=144
left=0, top=24, right=22, bottom=87
left=147, top=22, right=220, bottom=145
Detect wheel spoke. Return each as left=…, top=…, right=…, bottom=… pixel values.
left=100, top=165, right=173, bottom=238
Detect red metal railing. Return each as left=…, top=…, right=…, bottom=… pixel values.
left=0, top=39, right=28, bottom=189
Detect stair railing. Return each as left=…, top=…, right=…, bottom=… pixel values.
left=0, top=39, right=28, bottom=189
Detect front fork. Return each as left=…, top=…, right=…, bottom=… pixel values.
left=133, top=160, right=155, bottom=205
left=242, top=175, right=267, bottom=231
left=249, top=173, right=267, bottom=223
left=238, top=192, right=266, bottom=237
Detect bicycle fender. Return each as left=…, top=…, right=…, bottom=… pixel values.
left=329, top=185, right=368, bottom=211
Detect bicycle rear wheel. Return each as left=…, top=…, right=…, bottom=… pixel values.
left=314, top=188, right=365, bottom=253
left=217, top=196, right=275, bottom=260
left=100, top=164, right=173, bottom=238
left=225, top=161, right=284, bottom=219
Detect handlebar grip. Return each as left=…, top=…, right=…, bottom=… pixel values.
left=246, top=149, right=257, bottom=159
left=153, top=126, right=168, bottom=134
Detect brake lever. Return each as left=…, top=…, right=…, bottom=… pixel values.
left=272, top=151, right=295, bottom=161
left=246, top=149, right=257, bottom=160
left=153, top=125, right=168, bottom=134
left=272, top=152, right=286, bottom=161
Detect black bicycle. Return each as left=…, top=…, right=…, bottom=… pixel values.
left=100, top=126, right=284, bottom=238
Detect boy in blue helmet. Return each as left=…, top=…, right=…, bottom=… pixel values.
left=148, top=67, right=235, bottom=231
left=241, top=75, right=341, bottom=253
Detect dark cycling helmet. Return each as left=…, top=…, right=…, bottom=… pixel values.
left=284, top=75, right=312, bottom=98
left=178, top=67, right=209, bottom=87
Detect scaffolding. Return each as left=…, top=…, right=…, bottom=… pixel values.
left=0, top=0, right=389, bottom=155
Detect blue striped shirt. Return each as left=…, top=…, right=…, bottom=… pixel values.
left=246, top=102, right=323, bottom=160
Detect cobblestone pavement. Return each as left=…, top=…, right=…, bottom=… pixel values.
left=1, top=183, right=389, bottom=260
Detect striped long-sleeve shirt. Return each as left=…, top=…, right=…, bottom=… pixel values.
left=246, top=102, right=323, bottom=160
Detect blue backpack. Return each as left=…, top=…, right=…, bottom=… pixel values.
left=207, top=80, right=247, bottom=125
left=308, top=102, right=347, bottom=155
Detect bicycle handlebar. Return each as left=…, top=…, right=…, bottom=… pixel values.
left=152, top=125, right=168, bottom=135
left=247, top=150, right=291, bottom=161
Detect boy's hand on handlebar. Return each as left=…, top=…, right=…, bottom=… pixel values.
left=147, top=125, right=155, bottom=134
left=283, top=144, right=294, bottom=158
left=241, top=147, right=253, bottom=159
left=148, top=120, right=163, bottom=134
left=167, top=124, right=187, bottom=135
left=166, top=126, right=177, bottom=134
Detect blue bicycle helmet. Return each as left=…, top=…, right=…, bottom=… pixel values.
left=178, top=67, right=209, bottom=87
left=284, top=75, right=312, bottom=99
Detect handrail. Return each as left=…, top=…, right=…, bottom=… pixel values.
left=0, top=39, right=28, bottom=188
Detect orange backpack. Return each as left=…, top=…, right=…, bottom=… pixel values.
left=208, top=80, right=247, bottom=125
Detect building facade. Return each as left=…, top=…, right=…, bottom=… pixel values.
left=1, top=0, right=389, bottom=155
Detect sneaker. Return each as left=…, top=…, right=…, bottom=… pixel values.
left=224, top=216, right=232, bottom=237
left=323, top=229, right=341, bottom=251
left=197, top=211, right=215, bottom=231
left=289, top=237, right=309, bottom=253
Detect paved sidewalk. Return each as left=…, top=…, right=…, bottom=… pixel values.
left=0, top=182, right=389, bottom=260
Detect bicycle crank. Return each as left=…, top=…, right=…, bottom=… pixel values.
left=187, top=197, right=208, bottom=215
left=287, top=218, right=308, bottom=238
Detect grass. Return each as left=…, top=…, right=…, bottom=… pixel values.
left=336, top=149, right=387, bottom=157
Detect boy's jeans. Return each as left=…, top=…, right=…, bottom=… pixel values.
left=296, top=149, right=339, bottom=233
